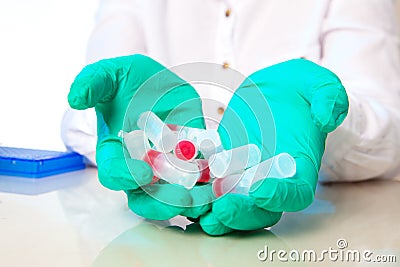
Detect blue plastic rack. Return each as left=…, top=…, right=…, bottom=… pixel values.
left=0, top=146, right=86, bottom=178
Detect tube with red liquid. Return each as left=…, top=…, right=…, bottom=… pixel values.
left=143, top=149, right=201, bottom=189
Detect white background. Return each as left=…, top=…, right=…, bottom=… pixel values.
left=1, top=1, right=400, bottom=152
left=0, top=0, right=98, bottom=151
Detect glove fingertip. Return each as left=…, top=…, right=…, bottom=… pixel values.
left=68, top=89, right=90, bottom=110
left=183, top=184, right=215, bottom=217
left=199, top=213, right=234, bottom=236
left=181, top=203, right=211, bottom=219
left=311, top=84, right=349, bottom=133
left=312, top=110, right=348, bottom=133
left=126, top=159, right=154, bottom=186
left=68, top=60, right=118, bottom=110
left=68, top=66, right=101, bottom=110
left=250, top=177, right=315, bottom=212
left=127, top=193, right=185, bottom=220
left=97, top=157, right=152, bottom=191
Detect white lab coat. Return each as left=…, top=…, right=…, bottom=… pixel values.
left=61, top=0, right=400, bottom=182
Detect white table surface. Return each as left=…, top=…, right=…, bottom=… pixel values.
left=1, top=168, right=399, bottom=267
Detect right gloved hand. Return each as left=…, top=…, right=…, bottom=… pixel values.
left=68, top=54, right=213, bottom=220
left=200, top=59, right=348, bottom=235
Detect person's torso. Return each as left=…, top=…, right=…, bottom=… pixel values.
left=136, top=0, right=330, bottom=127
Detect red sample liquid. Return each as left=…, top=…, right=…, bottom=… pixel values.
left=196, top=159, right=211, bottom=183
left=143, top=149, right=162, bottom=184
left=174, top=139, right=198, bottom=161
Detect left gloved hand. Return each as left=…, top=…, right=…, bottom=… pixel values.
left=200, top=59, right=349, bottom=235
left=68, top=54, right=213, bottom=220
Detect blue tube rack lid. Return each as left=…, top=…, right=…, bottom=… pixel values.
left=0, top=146, right=86, bottom=178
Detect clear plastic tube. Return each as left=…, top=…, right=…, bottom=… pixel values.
left=176, top=126, right=206, bottom=142
left=137, top=111, right=177, bottom=153
left=212, top=153, right=296, bottom=197
left=196, top=129, right=223, bottom=160
left=122, top=130, right=159, bottom=184
left=123, top=130, right=207, bottom=188
left=122, top=130, right=151, bottom=160
left=144, top=150, right=200, bottom=189
left=208, top=144, right=261, bottom=178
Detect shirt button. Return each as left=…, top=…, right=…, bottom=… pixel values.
left=222, top=62, right=230, bottom=69
left=225, top=8, right=231, bottom=17
left=217, top=107, right=225, bottom=114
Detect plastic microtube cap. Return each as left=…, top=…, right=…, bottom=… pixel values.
left=174, top=139, right=199, bottom=161
left=212, top=153, right=296, bottom=197
left=252, top=152, right=296, bottom=182
left=123, top=130, right=151, bottom=160
left=208, top=144, right=261, bottom=178
left=196, top=129, right=223, bottom=160
left=144, top=149, right=200, bottom=189
left=137, top=111, right=177, bottom=153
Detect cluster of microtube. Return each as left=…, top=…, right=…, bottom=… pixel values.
left=122, top=111, right=296, bottom=197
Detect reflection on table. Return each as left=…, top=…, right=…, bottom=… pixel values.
left=0, top=168, right=399, bottom=267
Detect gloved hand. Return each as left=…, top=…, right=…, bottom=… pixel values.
left=68, top=54, right=213, bottom=220
left=200, top=59, right=349, bottom=235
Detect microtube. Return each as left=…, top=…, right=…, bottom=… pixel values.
left=122, top=130, right=151, bottom=160
left=196, top=129, right=223, bottom=160
left=144, top=149, right=200, bottom=189
left=174, top=139, right=199, bottom=161
left=122, top=130, right=160, bottom=184
left=208, top=144, right=261, bottom=178
left=176, top=126, right=206, bottom=142
left=212, top=173, right=242, bottom=198
left=212, top=153, right=296, bottom=197
left=173, top=126, right=223, bottom=160
left=137, top=111, right=177, bottom=153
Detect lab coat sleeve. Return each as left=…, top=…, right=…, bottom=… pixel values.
left=61, top=0, right=147, bottom=165
left=319, top=0, right=400, bottom=181
left=61, top=108, right=97, bottom=166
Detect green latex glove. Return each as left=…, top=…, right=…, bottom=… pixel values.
left=200, top=59, right=349, bottom=235
left=68, top=54, right=212, bottom=220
